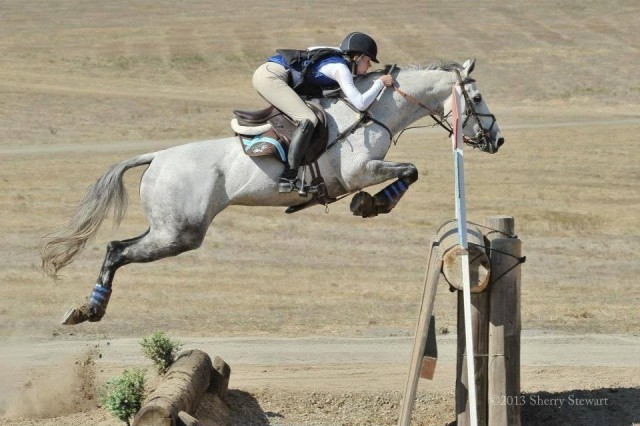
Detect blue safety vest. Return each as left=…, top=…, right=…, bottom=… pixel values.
left=267, top=49, right=349, bottom=96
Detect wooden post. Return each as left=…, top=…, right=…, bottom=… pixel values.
left=133, top=349, right=231, bottom=426
left=450, top=220, right=491, bottom=426
left=455, top=284, right=489, bottom=426
left=398, top=239, right=443, bottom=426
left=455, top=216, right=523, bottom=426
left=400, top=217, right=522, bottom=426
left=487, top=216, right=522, bottom=426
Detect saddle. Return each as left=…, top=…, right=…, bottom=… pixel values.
left=231, top=102, right=328, bottom=166
left=230, top=102, right=333, bottom=209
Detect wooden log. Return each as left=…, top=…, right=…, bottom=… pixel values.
left=487, top=216, right=522, bottom=426
left=177, top=410, right=202, bottom=426
left=398, top=239, right=443, bottom=426
left=133, top=349, right=228, bottom=426
left=436, top=220, right=491, bottom=293
left=209, top=356, right=231, bottom=398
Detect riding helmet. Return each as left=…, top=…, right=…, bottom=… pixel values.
left=340, top=32, right=379, bottom=63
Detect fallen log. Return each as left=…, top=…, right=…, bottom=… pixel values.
left=133, top=349, right=231, bottom=426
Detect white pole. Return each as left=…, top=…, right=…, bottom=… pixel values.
left=451, top=81, right=478, bottom=426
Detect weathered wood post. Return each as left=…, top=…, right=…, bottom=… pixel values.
left=398, top=238, right=443, bottom=426
left=399, top=217, right=522, bottom=426
left=133, top=349, right=231, bottom=426
left=455, top=215, right=523, bottom=426
left=399, top=221, right=491, bottom=426
left=453, top=221, right=491, bottom=426
left=487, top=216, right=522, bottom=426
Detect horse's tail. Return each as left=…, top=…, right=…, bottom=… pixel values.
left=41, top=152, right=156, bottom=280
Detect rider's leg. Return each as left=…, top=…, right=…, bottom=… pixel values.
left=252, top=62, right=318, bottom=189
left=252, top=63, right=318, bottom=125
left=280, top=118, right=315, bottom=191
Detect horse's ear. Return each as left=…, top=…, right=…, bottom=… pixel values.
left=462, top=58, right=476, bottom=78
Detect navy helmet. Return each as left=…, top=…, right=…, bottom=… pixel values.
left=340, top=32, right=379, bottom=63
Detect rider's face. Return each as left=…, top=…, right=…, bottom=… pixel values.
left=355, top=55, right=372, bottom=75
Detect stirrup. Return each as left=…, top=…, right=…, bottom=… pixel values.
left=278, top=177, right=298, bottom=193
left=278, top=178, right=320, bottom=196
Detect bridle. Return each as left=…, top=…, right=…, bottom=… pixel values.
left=327, top=65, right=498, bottom=153
left=452, top=69, right=499, bottom=153
left=392, top=67, right=498, bottom=153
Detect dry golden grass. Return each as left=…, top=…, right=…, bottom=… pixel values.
left=2, top=122, right=640, bottom=339
left=1, top=1, right=639, bottom=424
left=1, top=0, right=639, bottom=340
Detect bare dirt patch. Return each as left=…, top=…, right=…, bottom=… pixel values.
left=1, top=336, right=639, bottom=425
left=2, top=348, right=99, bottom=420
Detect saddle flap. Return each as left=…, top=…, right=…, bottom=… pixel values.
left=232, top=101, right=329, bottom=166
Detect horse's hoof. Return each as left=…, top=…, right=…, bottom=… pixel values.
left=350, top=191, right=377, bottom=218
left=61, top=305, right=89, bottom=325
left=61, top=304, right=103, bottom=325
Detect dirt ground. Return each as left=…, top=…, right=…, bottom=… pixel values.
left=1, top=0, right=639, bottom=425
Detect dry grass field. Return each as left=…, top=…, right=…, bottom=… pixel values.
left=1, top=1, right=639, bottom=425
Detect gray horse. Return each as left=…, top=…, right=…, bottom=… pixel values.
left=41, top=59, right=504, bottom=325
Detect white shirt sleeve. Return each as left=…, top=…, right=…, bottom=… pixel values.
left=318, top=62, right=384, bottom=111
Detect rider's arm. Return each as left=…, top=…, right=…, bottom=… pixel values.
left=320, top=63, right=384, bottom=111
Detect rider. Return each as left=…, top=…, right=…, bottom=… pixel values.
left=252, top=32, right=394, bottom=191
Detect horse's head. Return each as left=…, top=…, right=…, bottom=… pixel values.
left=454, top=59, right=504, bottom=154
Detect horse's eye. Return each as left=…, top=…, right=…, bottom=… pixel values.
left=473, top=94, right=482, bottom=103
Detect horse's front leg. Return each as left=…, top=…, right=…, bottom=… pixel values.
left=347, top=160, right=418, bottom=218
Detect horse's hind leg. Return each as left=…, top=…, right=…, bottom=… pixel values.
left=61, top=226, right=205, bottom=325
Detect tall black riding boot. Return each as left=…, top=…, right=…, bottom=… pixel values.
left=279, top=119, right=315, bottom=193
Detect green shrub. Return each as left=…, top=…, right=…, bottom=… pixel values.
left=140, top=330, right=182, bottom=375
left=99, top=368, right=146, bottom=426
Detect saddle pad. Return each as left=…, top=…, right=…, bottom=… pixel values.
left=239, top=134, right=287, bottom=163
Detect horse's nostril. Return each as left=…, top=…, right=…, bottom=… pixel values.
left=497, top=137, right=505, bottom=147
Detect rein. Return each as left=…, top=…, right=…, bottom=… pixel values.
left=326, top=64, right=497, bottom=154
left=325, top=99, right=393, bottom=152
left=392, top=84, right=454, bottom=136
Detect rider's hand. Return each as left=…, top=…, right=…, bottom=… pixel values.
left=379, top=74, right=394, bottom=88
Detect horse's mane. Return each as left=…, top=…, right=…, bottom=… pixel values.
left=352, top=60, right=463, bottom=88
left=401, top=60, right=463, bottom=72
left=361, top=60, right=462, bottom=79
